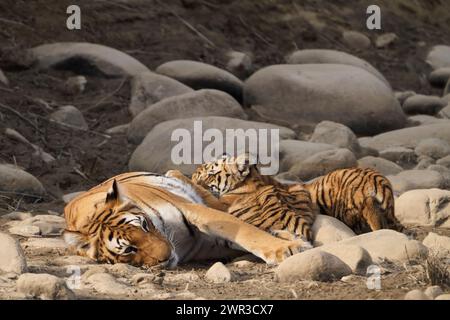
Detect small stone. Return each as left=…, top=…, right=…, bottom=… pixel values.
left=415, top=138, right=450, bottom=160
left=395, top=91, right=416, bottom=105
left=85, top=272, right=131, bottom=295
left=17, top=273, right=75, bottom=300
left=435, top=294, right=450, bottom=300
left=375, top=33, right=397, bottom=48
left=8, top=225, right=41, bottom=237
left=225, top=51, right=253, bottom=79
left=131, top=273, right=155, bottom=286
left=422, top=232, right=450, bottom=256
left=64, top=76, right=87, bottom=95
left=49, top=105, right=88, bottom=130
left=379, top=147, right=416, bottom=165
left=342, top=31, right=371, bottom=50
left=309, top=121, right=362, bottom=156
left=107, top=263, right=141, bottom=277
left=105, top=124, right=129, bottom=135
left=404, top=289, right=431, bottom=300
left=358, top=156, right=403, bottom=176
left=424, top=286, right=443, bottom=299
left=437, top=154, right=450, bottom=168
left=0, top=164, right=46, bottom=198
left=0, top=232, right=28, bottom=274
left=429, top=68, right=450, bottom=88
left=205, top=262, right=233, bottom=283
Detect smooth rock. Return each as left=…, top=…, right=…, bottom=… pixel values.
left=276, top=250, right=352, bottom=282
left=395, top=189, right=450, bottom=228
left=205, top=262, right=233, bottom=283
left=49, top=105, right=88, bottom=130
left=404, top=289, right=431, bottom=300
left=311, top=215, right=356, bottom=247
left=422, top=232, right=450, bottom=255
left=8, top=225, right=41, bottom=237
left=0, top=164, right=46, bottom=198
left=415, top=156, right=435, bottom=170
left=156, top=60, right=244, bottom=102
left=426, top=45, right=450, bottom=70
left=288, top=148, right=357, bottom=181
left=342, top=30, right=371, bottom=50
left=309, top=121, right=361, bottom=156
left=358, top=156, right=403, bottom=176
left=364, top=124, right=450, bottom=151
left=17, top=273, right=75, bottom=300
left=424, top=286, right=443, bottom=299
left=388, top=170, right=446, bottom=194
left=280, top=140, right=337, bottom=172
left=375, top=33, right=397, bottom=48
left=285, top=49, right=388, bottom=85
left=0, top=232, right=27, bottom=274
left=408, top=115, right=449, bottom=126
left=439, top=103, right=450, bottom=119
left=437, top=155, right=450, bottom=168
left=128, top=71, right=193, bottom=117
left=379, top=147, right=416, bottom=165
left=29, top=42, right=150, bottom=77
left=336, top=229, right=427, bottom=263
left=415, top=138, right=450, bottom=159
left=402, top=95, right=447, bottom=115
left=8, top=215, right=66, bottom=237
left=128, top=89, right=246, bottom=144
left=244, top=64, right=404, bottom=135
left=129, top=116, right=295, bottom=175
left=435, top=294, right=450, bottom=300
left=63, top=76, right=87, bottom=95
left=429, top=68, right=450, bottom=87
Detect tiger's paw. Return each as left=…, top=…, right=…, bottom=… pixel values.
left=260, top=240, right=305, bottom=266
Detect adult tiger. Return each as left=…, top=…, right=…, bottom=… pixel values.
left=191, top=154, right=316, bottom=244
left=302, top=168, right=404, bottom=234
left=63, top=171, right=304, bottom=267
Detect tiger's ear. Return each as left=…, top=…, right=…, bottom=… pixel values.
left=105, top=179, right=126, bottom=206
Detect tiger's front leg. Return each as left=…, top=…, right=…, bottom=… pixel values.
left=165, top=169, right=229, bottom=211
left=178, top=202, right=306, bottom=265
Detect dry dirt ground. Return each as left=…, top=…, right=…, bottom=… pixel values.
left=1, top=0, right=450, bottom=300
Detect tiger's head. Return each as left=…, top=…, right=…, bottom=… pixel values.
left=192, top=153, right=257, bottom=197
left=63, top=180, right=174, bottom=267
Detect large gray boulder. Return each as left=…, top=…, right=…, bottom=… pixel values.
left=279, top=140, right=337, bottom=172
left=285, top=49, right=388, bottom=85
left=0, top=164, right=46, bottom=198
left=244, top=64, right=405, bottom=135
left=364, top=124, right=450, bottom=151
left=29, top=42, right=149, bottom=77
left=426, top=45, right=450, bottom=70
left=395, top=189, right=450, bottom=228
left=388, top=170, right=446, bottom=194
left=288, top=148, right=357, bottom=181
left=357, top=156, right=403, bottom=176
left=129, top=117, right=295, bottom=175
left=128, top=71, right=193, bottom=117
left=156, top=60, right=244, bottom=102
left=128, top=89, right=246, bottom=144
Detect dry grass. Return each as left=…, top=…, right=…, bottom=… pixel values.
left=422, top=251, right=450, bottom=289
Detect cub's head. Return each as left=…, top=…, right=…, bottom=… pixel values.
left=63, top=180, right=174, bottom=267
left=192, top=153, right=257, bottom=197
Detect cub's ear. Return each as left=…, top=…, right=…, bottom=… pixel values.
left=105, top=179, right=126, bottom=206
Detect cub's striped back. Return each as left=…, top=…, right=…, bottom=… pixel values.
left=303, top=167, right=403, bottom=234
left=192, top=154, right=316, bottom=242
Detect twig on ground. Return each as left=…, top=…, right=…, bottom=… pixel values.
left=0, top=17, right=33, bottom=30
left=4, top=128, right=56, bottom=163
left=0, top=102, right=41, bottom=132
left=86, top=77, right=127, bottom=112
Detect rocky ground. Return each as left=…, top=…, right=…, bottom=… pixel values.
left=1, top=0, right=450, bottom=300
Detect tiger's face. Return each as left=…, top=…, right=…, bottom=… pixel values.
left=192, top=154, right=254, bottom=197
left=63, top=180, right=173, bottom=267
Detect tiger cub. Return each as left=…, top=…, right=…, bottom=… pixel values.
left=302, top=167, right=403, bottom=234
left=191, top=154, right=316, bottom=244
